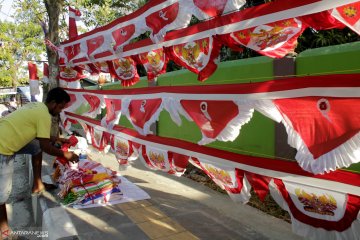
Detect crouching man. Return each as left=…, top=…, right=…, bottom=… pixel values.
left=0, top=87, right=79, bottom=237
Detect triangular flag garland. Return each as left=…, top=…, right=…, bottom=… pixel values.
left=332, top=2, right=360, bottom=35
left=57, top=0, right=360, bottom=87
left=63, top=111, right=360, bottom=240
left=63, top=73, right=360, bottom=174
left=108, top=57, right=140, bottom=87
left=101, top=98, right=122, bottom=130
left=135, top=48, right=168, bottom=81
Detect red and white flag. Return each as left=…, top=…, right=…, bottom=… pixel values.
left=300, top=10, right=345, bottom=30
left=176, top=100, right=254, bottom=145
left=135, top=48, right=168, bottom=81
left=82, top=94, right=104, bottom=118
left=166, top=36, right=221, bottom=81
left=271, top=179, right=360, bottom=240
left=101, top=98, right=122, bottom=130
left=190, top=0, right=246, bottom=20
left=332, top=2, right=360, bottom=35
left=111, top=24, right=136, bottom=54
left=42, top=63, right=49, bottom=84
left=140, top=145, right=188, bottom=176
left=111, top=135, right=138, bottom=168
left=28, top=62, right=40, bottom=101
left=108, top=57, right=139, bottom=87
left=69, top=6, right=81, bottom=39
left=59, top=66, right=85, bottom=89
left=145, top=2, right=192, bottom=43
left=122, top=98, right=163, bottom=135
left=227, top=18, right=307, bottom=58
left=191, top=157, right=251, bottom=203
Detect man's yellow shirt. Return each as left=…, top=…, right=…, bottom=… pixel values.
left=0, top=102, right=51, bottom=155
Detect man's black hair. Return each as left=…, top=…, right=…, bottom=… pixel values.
left=45, top=87, right=71, bottom=104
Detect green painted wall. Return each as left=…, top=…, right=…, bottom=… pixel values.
left=157, top=57, right=276, bottom=158
left=297, top=41, right=360, bottom=75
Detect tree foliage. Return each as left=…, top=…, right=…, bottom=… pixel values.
left=0, top=20, right=44, bottom=87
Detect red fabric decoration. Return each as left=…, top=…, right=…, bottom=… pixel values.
left=274, top=97, right=360, bottom=160
left=59, top=66, right=85, bottom=82
left=28, top=62, right=39, bottom=80
left=166, top=36, right=221, bottom=81
left=111, top=24, right=136, bottom=53
left=108, top=57, right=139, bottom=87
left=227, top=18, right=307, bottom=58
left=244, top=171, right=271, bottom=202
left=83, top=94, right=102, bottom=116
left=332, top=2, right=360, bottom=35
left=124, top=98, right=163, bottom=135
left=300, top=10, right=345, bottom=30
left=274, top=179, right=360, bottom=232
left=69, top=6, right=81, bottom=39
left=63, top=43, right=81, bottom=62
left=192, top=0, right=246, bottom=19
left=135, top=48, right=168, bottom=81
left=101, top=98, right=122, bottom=129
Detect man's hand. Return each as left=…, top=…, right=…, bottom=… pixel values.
left=63, top=151, right=79, bottom=163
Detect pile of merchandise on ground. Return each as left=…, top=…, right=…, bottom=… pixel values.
left=52, top=136, right=123, bottom=207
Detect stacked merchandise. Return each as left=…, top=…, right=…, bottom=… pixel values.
left=52, top=136, right=123, bottom=207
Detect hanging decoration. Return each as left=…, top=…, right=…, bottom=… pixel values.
left=28, top=62, right=41, bottom=102
left=64, top=73, right=360, bottom=174
left=82, top=94, right=104, bottom=118
left=110, top=135, right=138, bottom=168
left=145, top=1, right=192, bottom=43
left=189, top=0, right=246, bottom=20
left=122, top=98, right=163, bottom=135
left=225, top=18, right=307, bottom=58
left=63, top=110, right=360, bottom=239
left=270, top=179, right=360, bottom=240
left=101, top=98, right=122, bottom=130
left=332, top=2, right=360, bottom=35
left=108, top=57, right=140, bottom=87
left=175, top=100, right=254, bottom=145
left=300, top=10, right=345, bottom=30
left=135, top=48, right=168, bottom=81
left=140, top=145, right=186, bottom=175
left=59, top=66, right=85, bottom=89
left=166, top=36, right=221, bottom=81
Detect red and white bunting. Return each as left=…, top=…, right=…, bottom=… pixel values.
left=166, top=36, right=221, bottom=81
left=300, top=10, right=345, bottom=31
left=59, top=0, right=360, bottom=67
left=228, top=18, right=307, bottom=58
left=176, top=100, right=254, bottom=145
left=93, top=61, right=111, bottom=73
left=101, top=98, right=122, bottom=130
left=110, top=135, right=138, bottom=168
left=332, top=2, right=360, bottom=35
left=191, top=157, right=251, bottom=203
left=239, top=170, right=272, bottom=202
left=69, top=6, right=81, bottom=39
left=87, top=124, right=110, bottom=151
left=273, top=97, right=360, bottom=174
left=59, top=66, right=85, bottom=89
left=190, top=0, right=246, bottom=20
left=83, top=94, right=105, bottom=118
left=135, top=48, right=168, bottom=81
left=270, top=179, right=360, bottom=240
left=122, top=98, right=163, bottom=135
left=63, top=92, right=84, bottom=113
left=28, top=62, right=40, bottom=100
left=140, top=145, right=187, bottom=175
left=42, top=63, right=49, bottom=84
left=108, top=57, right=140, bottom=87
left=145, top=1, right=192, bottom=43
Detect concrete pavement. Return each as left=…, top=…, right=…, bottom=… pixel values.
left=7, top=148, right=304, bottom=240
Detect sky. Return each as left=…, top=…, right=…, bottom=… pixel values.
left=0, top=0, right=14, bottom=22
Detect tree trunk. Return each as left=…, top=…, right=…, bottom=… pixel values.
left=44, top=0, right=64, bottom=137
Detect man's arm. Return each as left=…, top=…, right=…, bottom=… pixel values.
left=37, top=138, right=79, bottom=163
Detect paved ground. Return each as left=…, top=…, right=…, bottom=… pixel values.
left=6, top=149, right=304, bottom=240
